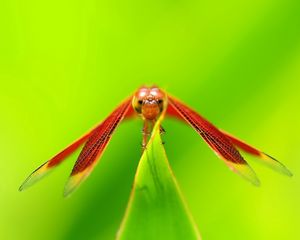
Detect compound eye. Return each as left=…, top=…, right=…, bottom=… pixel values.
left=133, top=97, right=143, bottom=114
left=157, top=99, right=165, bottom=112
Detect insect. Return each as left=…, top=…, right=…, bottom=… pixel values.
left=19, top=85, right=292, bottom=196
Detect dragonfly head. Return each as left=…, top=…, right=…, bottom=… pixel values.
left=133, top=86, right=167, bottom=120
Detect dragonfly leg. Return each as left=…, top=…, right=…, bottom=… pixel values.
left=141, top=120, right=165, bottom=150
left=160, top=125, right=166, bottom=135
left=141, top=120, right=151, bottom=150
left=160, top=125, right=166, bottom=145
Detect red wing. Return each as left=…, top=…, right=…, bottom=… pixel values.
left=167, top=95, right=260, bottom=185
left=64, top=97, right=132, bottom=196
left=19, top=124, right=99, bottom=191
left=220, top=130, right=292, bottom=176
left=19, top=97, right=133, bottom=193
left=167, top=97, right=292, bottom=177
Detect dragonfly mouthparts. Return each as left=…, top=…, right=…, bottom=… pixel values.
left=144, top=99, right=155, bottom=103
left=144, top=94, right=158, bottom=103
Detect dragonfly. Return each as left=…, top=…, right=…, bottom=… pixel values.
left=19, top=86, right=292, bottom=197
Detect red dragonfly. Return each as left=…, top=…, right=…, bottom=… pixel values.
left=19, top=86, right=292, bottom=196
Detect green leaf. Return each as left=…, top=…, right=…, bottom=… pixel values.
left=117, top=117, right=201, bottom=240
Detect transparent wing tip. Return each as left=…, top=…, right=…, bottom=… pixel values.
left=261, top=153, right=293, bottom=177
left=19, top=162, right=50, bottom=192
left=63, top=171, right=90, bottom=198
left=228, top=162, right=261, bottom=186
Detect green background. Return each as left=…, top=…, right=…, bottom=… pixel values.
left=1, top=0, right=299, bottom=239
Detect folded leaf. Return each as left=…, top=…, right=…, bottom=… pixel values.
left=117, top=116, right=201, bottom=240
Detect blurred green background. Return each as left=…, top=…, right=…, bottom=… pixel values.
left=1, top=0, right=300, bottom=239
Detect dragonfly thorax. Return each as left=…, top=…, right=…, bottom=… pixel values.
left=132, top=86, right=167, bottom=120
